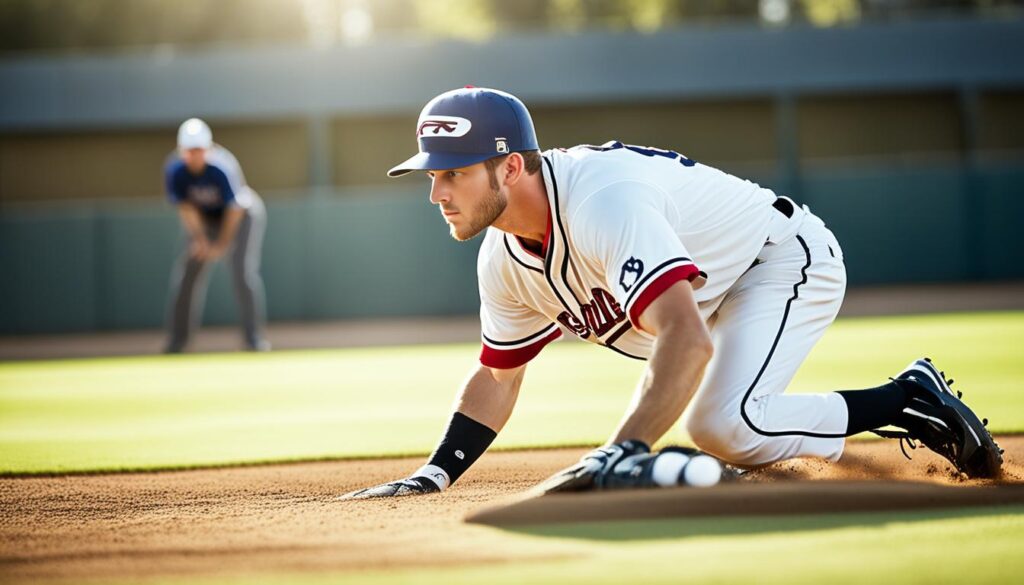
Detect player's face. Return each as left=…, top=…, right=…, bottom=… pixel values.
left=181, top=147, right=207, bottom=174
left=427, top=162, right=507, bottom=241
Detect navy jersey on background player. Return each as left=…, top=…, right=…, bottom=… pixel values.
left=164, top=145, right=252, bottom=218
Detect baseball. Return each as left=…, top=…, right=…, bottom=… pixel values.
left=682, top=455, right=723, bottom=487
left=650, top=451, right=690, bottom=487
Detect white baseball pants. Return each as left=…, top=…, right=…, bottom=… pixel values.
left=684, top=209, right=850, bottom=466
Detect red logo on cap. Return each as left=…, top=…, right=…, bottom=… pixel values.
left=416, top=116, right=472, bottom=138
left=418, top=120, right=459, bottom=135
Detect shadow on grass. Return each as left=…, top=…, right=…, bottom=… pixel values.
left=501, top=504, right=1024, bottom=542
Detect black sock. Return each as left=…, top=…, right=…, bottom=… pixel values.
left=836, top=380, right=908, bottom=436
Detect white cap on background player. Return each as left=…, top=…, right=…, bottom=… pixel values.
left=177, top=118, right=213, bottom=150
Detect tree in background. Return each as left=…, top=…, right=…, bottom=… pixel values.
left=0, top=0, right=1019, bottom=54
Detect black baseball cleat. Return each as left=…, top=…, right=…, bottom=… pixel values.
left=878, top=357, right=1003, bottom=478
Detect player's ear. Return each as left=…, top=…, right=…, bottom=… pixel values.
left=503, top=152, right=525, bottom=185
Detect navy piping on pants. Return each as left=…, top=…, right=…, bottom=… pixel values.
left=738, top=235, right=847, bottom=439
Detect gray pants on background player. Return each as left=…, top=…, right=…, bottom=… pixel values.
left=164, top=195, right=268, bottom=352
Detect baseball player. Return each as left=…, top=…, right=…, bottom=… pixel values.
left=163, top=118, right=269, bottom=353
left=342, top=88, right=1001, bottom=499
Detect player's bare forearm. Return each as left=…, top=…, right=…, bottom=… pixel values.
left=452, top=364, right=525, bottom=433
left=610, top=281, right=712, bottom=445
left=176, top=203, right=206, bottom=241
left=610, top=325, right=710, bottom=444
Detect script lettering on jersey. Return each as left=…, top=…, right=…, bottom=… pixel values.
left=188, top=185, right=222, bottom=206
left=557, top=288, right=626, bottom=340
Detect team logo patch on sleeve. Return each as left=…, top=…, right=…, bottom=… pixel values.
left=619, top=257, right=644, bottom=292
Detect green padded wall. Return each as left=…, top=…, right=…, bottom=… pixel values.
left=801, top=166, right=972, bottom=284
left=1, top=167, right=1021, bottom=335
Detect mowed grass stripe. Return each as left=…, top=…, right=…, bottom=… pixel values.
left=0, top=311, right=1022, bottom=474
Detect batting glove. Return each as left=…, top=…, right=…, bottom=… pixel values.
left=337, top=464, right=449, bottom=501
left=587, top=440, right=653, bottom=488
left=532, top=440, right=651, bottom=494
left=602, top=446, right=738, bottom=489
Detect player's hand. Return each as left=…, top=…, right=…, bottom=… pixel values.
left=587, top=439, right=653, bottom=488
left=532, top=443, right=735, bottom=493
left=531, top=439, right=651, bottom=494
left=189, top=238, right=211, bottom=260
left=205, top=242, right=229, bottom=261
left=598, top=446, right=728, bottom=490
left=337, top=476, right=440, bottom=501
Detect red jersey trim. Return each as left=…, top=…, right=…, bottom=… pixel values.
left=480, top=328, right=562, bottom=369
left=627, top=264, right=699, bottom=332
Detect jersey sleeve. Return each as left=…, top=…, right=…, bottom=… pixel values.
left=573, top=182, right=700, bottom=332
left=206, top=147, right=247, bottom=206
left=164, top=161, right=186, bottom=204
left=477, top=236, right=562, bottom=369
left=207, top=166, right=238, bottom=205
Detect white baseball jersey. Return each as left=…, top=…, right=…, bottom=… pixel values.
left=477, top=141, right=805, bottom=369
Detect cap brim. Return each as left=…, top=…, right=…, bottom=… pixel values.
left=387, top=151, right=497, bottom=178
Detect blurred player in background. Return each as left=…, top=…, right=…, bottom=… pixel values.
left=162, top=118, right=269, bottom=353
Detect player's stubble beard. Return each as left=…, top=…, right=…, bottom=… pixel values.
left=449, top=169, right=507, bottom=242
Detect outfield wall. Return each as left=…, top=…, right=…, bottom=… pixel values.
left=2, top=17, right=1022, bottom=335
left=2, top=164, right=1022, bottom=334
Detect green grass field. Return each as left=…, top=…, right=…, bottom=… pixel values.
left=1, top=312, right=1022, bottom=475
left=137, top=506, right=1024, bottom=585
left=2, top=311, right=1023, bottom=585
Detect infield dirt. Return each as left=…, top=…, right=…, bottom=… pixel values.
left=2, top=437, right=1022, bottom=583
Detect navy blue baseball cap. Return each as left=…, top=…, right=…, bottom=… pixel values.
left=387, top=87, right=539, bottom=177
